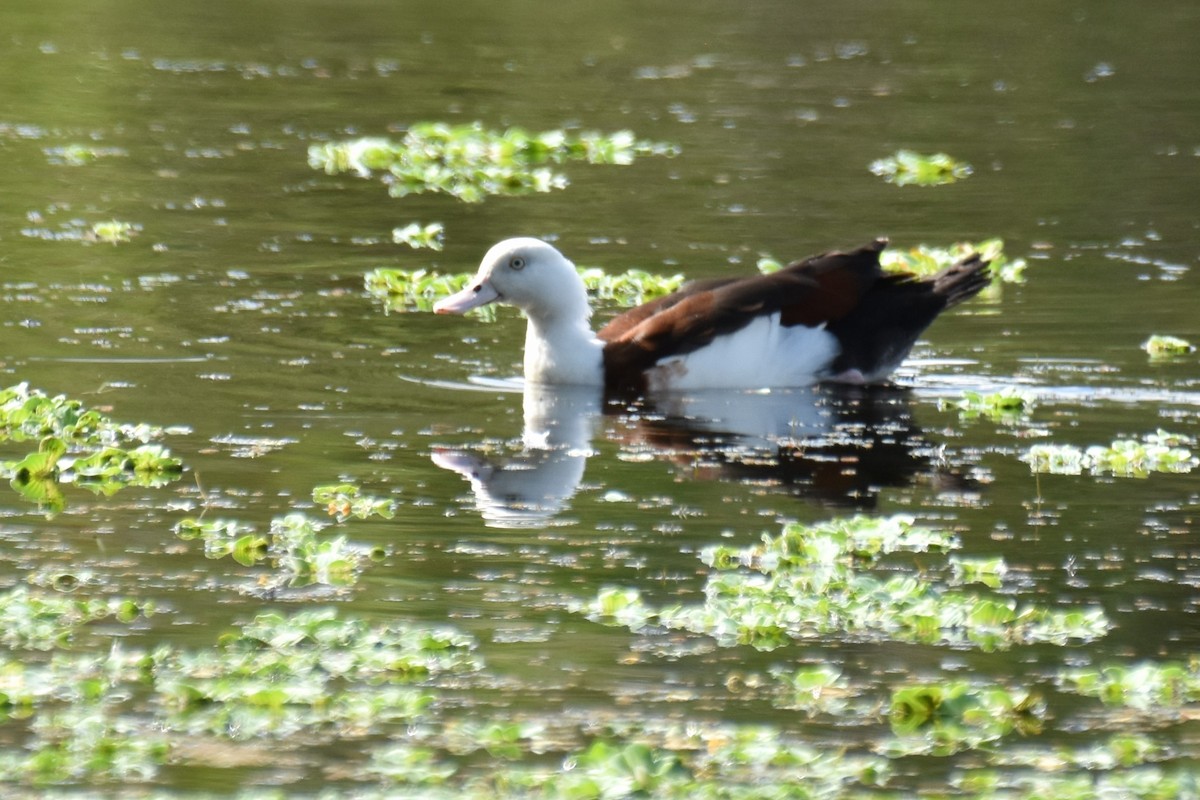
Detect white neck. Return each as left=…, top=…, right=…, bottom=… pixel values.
left=523, top=312, right=604, bottom=386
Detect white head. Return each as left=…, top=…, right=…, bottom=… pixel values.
left=433, top=238, right=590, bottom=323
left=434, top=238, right=604, bottom=386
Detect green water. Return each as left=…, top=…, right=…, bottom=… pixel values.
left=1, top=0, right=1199, bottom=795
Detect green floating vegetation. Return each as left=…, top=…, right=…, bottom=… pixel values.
left=0, top=383, right=183, bottom=512
left=580, top=515, right=1110, bottom=651
left=87, top=220, right=139, bottom=244
left=393, top=221, right=446, bottom=251
left=44, top=143, right=128, bottom=166
left=154, top=607, right=481, bottom=739
left=577, top=265, right=686, bottom=308
left=308, top=122, right=679, bottom=203
left=367, top=725, right=891, bottom=799
left=313, top=482, right=396, bottom=521
left=939, top=387, right=1036, bottom=423
left=880, top=238, right=1027, bottom=285
left=885, top=681, right=1043, bottom=757
left=366, top=267, right=494, bottom=319
left=1023, top=429, right=1197, bottom=477
left=0, top=699, right=168, bottom=786
left=953, top=765, right=1196, bottom=800
left=365, top=263, right=684, bottom=319
left=0, top=585, right=152, bottom=651
left=1143, top=334, right=1195, bottom=360
left=174, top=512, right=375, bottom=587
left=949, top=555, right=1009, bottom=589
left=869, top=149, right=972, bottom=186
left=0, top=383, right=168, bottom=446
left=984, top=731, right=1167, bottom=773
left=1057, top=659, right=1200, bottom=711
left=769, top=664, right=860, bottom=716
left=0, top=606, right=483, bottom=786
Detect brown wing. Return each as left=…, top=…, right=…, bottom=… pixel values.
left=599, top=239, right=888, bottom=390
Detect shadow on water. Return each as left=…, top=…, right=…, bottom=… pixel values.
left=433, top=382, right=975, bottom=527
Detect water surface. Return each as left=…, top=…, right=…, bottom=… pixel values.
left=1, top=0, right=1198, bottom=795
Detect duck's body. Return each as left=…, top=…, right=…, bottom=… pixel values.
left=434, top=238, right=989, bottom=393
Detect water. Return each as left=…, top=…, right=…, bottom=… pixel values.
left=1, top=0, right=1199, bottom=795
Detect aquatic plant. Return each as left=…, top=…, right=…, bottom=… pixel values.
left=88, top=220, right=139, bottom=244
left=1143, top=334, right=1195, bottom=359
left=880, top=238, right=1027, bottom=286
left=365, top=263, right=684, bottom=319
left=953, top=763, right=1198, bottom=800
left=580, top=515, right=1110, bottom=651
left=0, top=384, right=184, bottom=511
left=985, top=732, right=1167, bottom=773
left=313, top=482, right=396, bottom=521
left=576, top=265, right=685, bottom=307
left=886, top=681, right=1044, bottom=756
left=0, top=383, right=170, bottom=446
left=365, top=267, right=494, bottom=319
left=869, top=149, right=972, bottom=186
left=270, top=513, right=366, bottom=586
left=308, top=122, right=678, bottom=203
left=0, top=586, right=151, bottom=651
left=940, top=387, right=1036, bottom=423
left=1057, top=660, right=1200, bottom=710
left=393, top=221, right=445, bottom=251
left=155, top=607, right=480, bottom=739
left=404, top=723, right=891, bottom=799
left=1023, top=430, right=1197, bottom=477
left=769, top=664, right=860, bottom=716
left=174, top=517, right=268, bottom=565
left=175, top=512, right=374, bottom=587
left=0, top=701, right=169, bottom=786
left=949, top=555, right=1009, bottom=588
left=43, top=143, right=128, bottom=166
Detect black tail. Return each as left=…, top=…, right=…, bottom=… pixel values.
left=825, top=251, right=992, bottom=382
left=930, top=253, right=991, bottom=309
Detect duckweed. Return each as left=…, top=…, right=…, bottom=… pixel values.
left=887, top=681, right=1043, bottom=756
left=155, top=607, right=479, bottom=738
left=1143, top=334, right=1195, bottom=359
left=0, top=586, right=152, bottom=651
left=87, top=220, right=139, bottom=244
left=313, top=482, right=396, bottom=521
left=43, top=143, right=128, bottom=165
left=576, top=265, right=686, bottom=307
left=175, top=512, right=372, bottom=587
left=1057, top=659, right=1200, bottom=709
left=174, top=517, right=267, bottom=565
left=0, top=383, right=183, bottom=511
left=581, top=515, right=1110, bottom=651
left=0, top=701, right=169, bottom=786
left=308, top=123, right=678, bottom=203
left=0, top=383, right=170, bottom=445
left=880, top=238, right=1027, bottom=285
left=1023, top=430, right=1197, bottom=477
left=394, top=221, right=446, bottom=251
left=365, top=267, right=494, bottom=319
left=365, top=263, right=684, bottom=318
left=870, top=149, right=972, bottom=186
left=940, top=387, right=1036, bottom=423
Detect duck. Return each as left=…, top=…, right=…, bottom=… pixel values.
left=433, top=237, right=990, bottom=393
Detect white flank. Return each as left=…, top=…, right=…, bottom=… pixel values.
left=644, top=314, right=840, bottom=391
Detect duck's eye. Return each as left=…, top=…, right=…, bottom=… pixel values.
left=509, top=256, right=526, bottom=271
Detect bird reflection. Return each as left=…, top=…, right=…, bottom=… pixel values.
left=431, top=384, right=601, bottom=528
left=433, top=383, right=971, bottom=528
